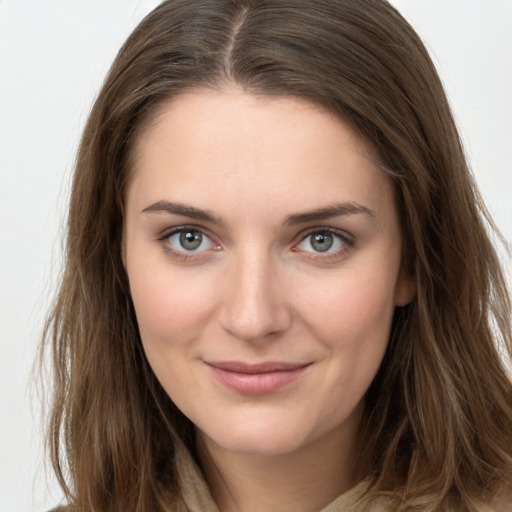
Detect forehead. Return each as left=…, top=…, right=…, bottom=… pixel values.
left=127, top=89, right=395, bottom=221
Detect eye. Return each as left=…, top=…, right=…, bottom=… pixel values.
left=164, top=227, right=217, bottom=253
left=295, top=229, right=353, bottom=255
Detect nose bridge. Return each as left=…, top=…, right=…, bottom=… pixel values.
left=220, top=244, right=290, bottom=341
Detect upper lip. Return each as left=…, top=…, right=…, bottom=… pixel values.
left=205, top=361, right=311, bottom=374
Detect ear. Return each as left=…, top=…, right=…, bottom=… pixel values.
left=394, top=263, right=416, bottom=306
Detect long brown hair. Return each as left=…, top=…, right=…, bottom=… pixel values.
left=41, top=1, right=512, bottom=510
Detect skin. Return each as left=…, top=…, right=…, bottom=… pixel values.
left=124, top=87, right=415, bottom=512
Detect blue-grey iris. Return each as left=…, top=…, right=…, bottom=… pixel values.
left=180, top=230, right=202, bottom=250
left=311, top=233, right=333, bottom=252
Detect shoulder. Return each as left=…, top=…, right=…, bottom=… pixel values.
left=47, top=501, right=189, bottom=512
left=47, top=506, right=187, bottom=512
left=489, top=488, right=512, bottom=512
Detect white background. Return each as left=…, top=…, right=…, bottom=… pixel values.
left=0, top=1, right=511, bottom=511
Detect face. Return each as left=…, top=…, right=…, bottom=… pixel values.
left=124, top=89, right=415, bottom=458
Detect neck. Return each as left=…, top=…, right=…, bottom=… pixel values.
left=196, top=415, right=363, bottom=512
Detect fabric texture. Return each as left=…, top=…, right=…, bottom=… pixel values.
left=173, top=441, right=389, bottom=512
left=48, top=441, right=511, bottom=511
left=173, top=441, right=512, bottom=512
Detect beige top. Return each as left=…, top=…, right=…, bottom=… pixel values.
left=173, top=442, right=512, bottom=512
left=48, top=441, right=511, bottom=511
left=173, top=441, right=388, bottom=512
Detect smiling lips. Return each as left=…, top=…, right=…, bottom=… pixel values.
left=206, top=361, right=311, bottom=395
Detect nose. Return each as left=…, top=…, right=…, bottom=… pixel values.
left=219, top=250, right=292, bottom=342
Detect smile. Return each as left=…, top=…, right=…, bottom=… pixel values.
left=205, top=361, right=312, bottom=395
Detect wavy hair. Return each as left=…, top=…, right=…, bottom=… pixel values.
left=41, top=1, right=512, bottom=510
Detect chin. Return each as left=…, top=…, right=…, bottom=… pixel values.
left=197, top=419, right=317, bottom=458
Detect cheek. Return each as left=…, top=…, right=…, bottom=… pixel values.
left=294, top=265, right=398, bottom=421
left=128, top=264, right=220, bottom=404
left=126, top=250, right=219, bottom=352
left=297, top=265, right=398, bottom=349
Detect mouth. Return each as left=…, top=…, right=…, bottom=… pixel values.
left=205, top=360, right=312, bottom=395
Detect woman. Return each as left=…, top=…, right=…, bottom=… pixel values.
left=42, top=0, right=512, bottom=510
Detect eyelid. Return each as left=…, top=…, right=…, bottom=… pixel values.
left=157, top=224, right=215, bottom=241
left=156, top=224, right=355, bottom=262
left=292, top=226, right=355, bottom=259
left=157, top=225, right=221, bottom=260
left=296, top=226, right=354, bottom=243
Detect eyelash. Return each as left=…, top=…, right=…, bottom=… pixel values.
left=157, top=225, right=219, bottom=262
left=293, top=227, right=355, bottom=261
left=157, top=225, right=355, bottom=262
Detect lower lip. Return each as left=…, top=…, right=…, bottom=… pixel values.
left=207, top=365, right=309, bottom=395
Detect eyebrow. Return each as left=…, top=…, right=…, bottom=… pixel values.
left=141, top=200, right=374, bottom=225
left=283, top=202, right=375, bottom=225
left=142, top=200, right=224, bottom=224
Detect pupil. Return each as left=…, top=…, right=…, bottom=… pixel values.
left=311, top=233, right=333, bottom=252
left=180, top=230, right=202, bottom=250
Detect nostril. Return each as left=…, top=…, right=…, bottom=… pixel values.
left=219, top=291, right=292, bottom=342
left=219, top=256, right=292, bottom=341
